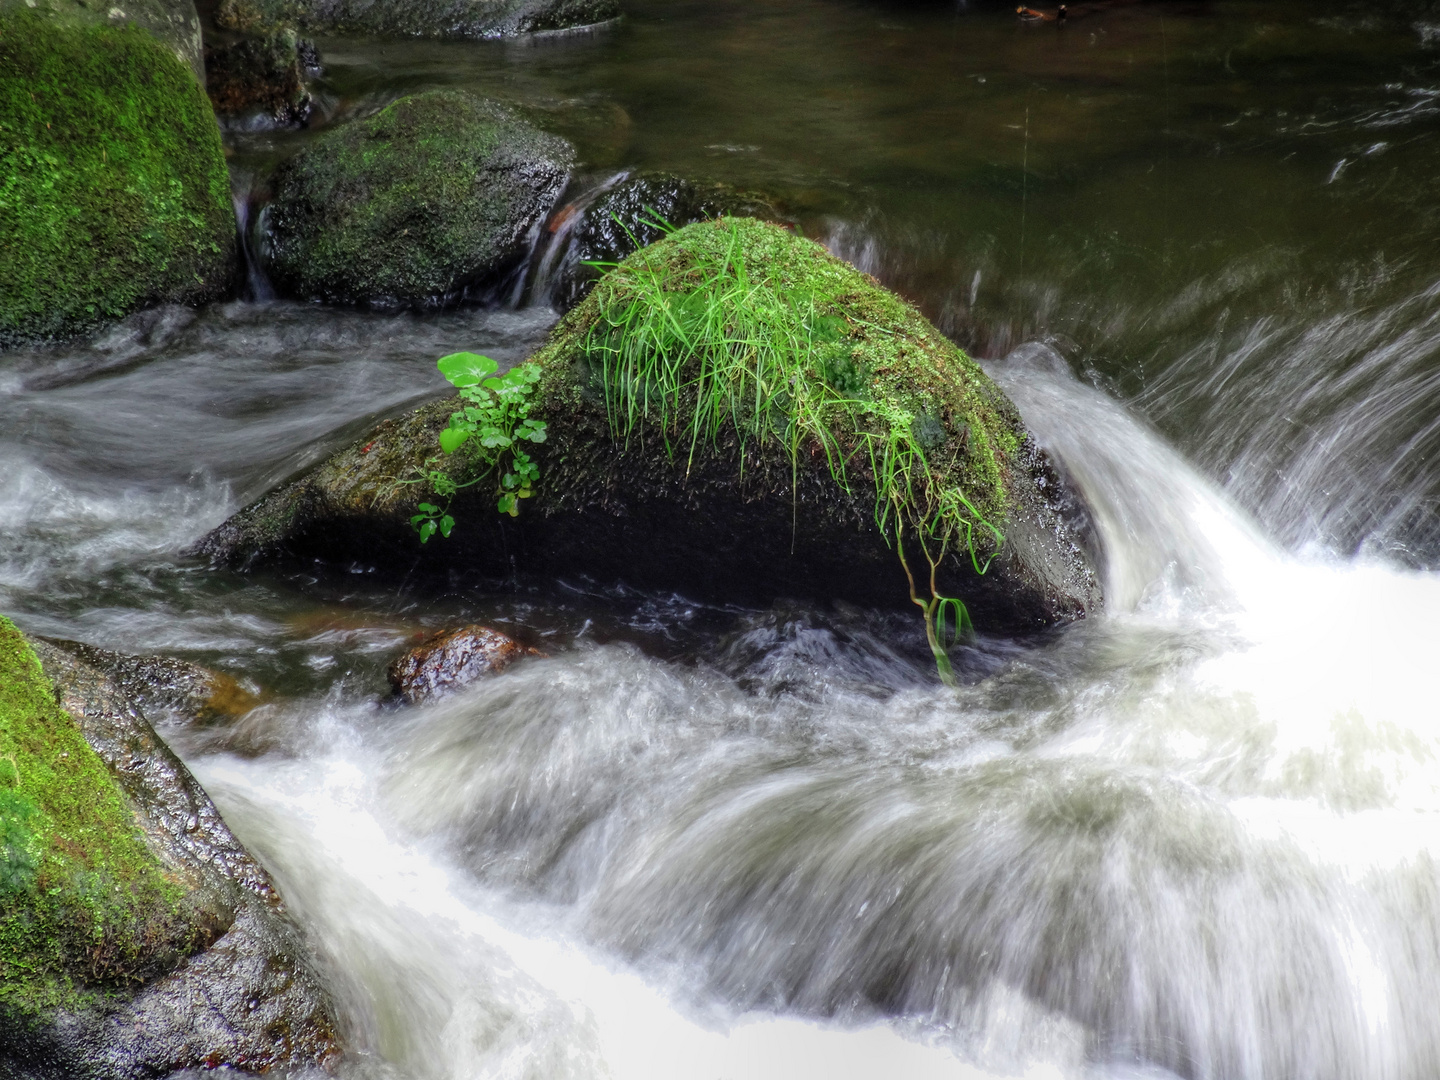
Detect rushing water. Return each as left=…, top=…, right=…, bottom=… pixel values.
left=10, top=0, right=1440, bottom=1077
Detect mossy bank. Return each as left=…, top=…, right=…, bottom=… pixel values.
left=201, top=219, right=1101, bottom=633
left=0, top=12, right=236, bottom=349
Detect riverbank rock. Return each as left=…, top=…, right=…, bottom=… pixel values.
left=217, top=0, right=617, bottom=40
left=205, top=26, right=315, bottom=127
left=0, top=9, right=237, bottom=350
left=0, top=618, right=337, bottom=1077
left=389, top=625, right=541, bottom=704
left=544, top=171, right=784, bottom=307
left=260, top=89, right=573, bottom=309
left=198, top=217, right=1101, bottom=634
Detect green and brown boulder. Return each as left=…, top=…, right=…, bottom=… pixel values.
left=259, top=89, right=574, bottom=310
left=199, top=218, right=1101, bottom=633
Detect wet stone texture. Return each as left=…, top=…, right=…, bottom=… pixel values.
left=3, top=639, right=339, bottom=1080
left=204, top=28, right=315, bottom=127
left=261, top=89, right=573, bottom=310
left=388, top=625, right=541, bottom=704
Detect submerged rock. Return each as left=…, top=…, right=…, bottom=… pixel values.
left=543, top=171, right=785, bottom=307
left=0, top=619, right=337, bottom=1077
left=217, top=0, right=617, bottom=40
left=388, top=625, right=541, bottom=704
left=205, top=27, right=315, bottom=127
left=199, top=218, right=1101, bottom=634
left=260, top=89, right=573, bottom=309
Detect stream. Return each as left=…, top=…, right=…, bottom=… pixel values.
left=8, top=0, right=1440, bottom=1077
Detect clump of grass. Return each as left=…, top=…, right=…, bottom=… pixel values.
left=579, top=216, right=1008, bottom=684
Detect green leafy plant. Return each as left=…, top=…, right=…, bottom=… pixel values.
left=581, top=217, right=1005, bottom=685
left=412, top=351, right=548, bottom=541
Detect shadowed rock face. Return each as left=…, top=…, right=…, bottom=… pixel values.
left=0, top=634, right=337, bottom=1079
left=217, top=0, right=618, bottom=41
left=205, top=27, right=315, bottom=127
left=541, top=171, right=786, bottom=308
left=388, top=625, right=542, bottom=704
left=260, top=89, right=574, bottom=310
left=198, top=219, right=1101, bottom=636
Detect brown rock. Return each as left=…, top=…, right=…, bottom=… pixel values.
left=387, top=624, right=540, bottom=704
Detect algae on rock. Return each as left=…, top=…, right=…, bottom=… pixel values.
left=200, top=219, right=1100, bottom=634
left=0, top=12, right=236, bottom=349
left=261, top=89, right=573, bottom=310
left=0, top=617, right=207, bottom=1019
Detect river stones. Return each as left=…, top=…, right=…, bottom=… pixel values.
left=260, top=89, right=573, bottom=310
left=198, top=218, right=1101, bottom=634
left=388, top=625, right=541, bottom=704
left=0, top=9, right=237, bottom=350
left=217, top=0, right=617, bottom=40
left=0, top=619, right=337, bottom=1077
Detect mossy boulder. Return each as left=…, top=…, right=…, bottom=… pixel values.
left=0, top=11, right=237, bottom=349
left=217, top=0, right=617, bottom=39
left=199, top=218, right=1101, bottom=634
left=260, top=89, right=574, bottom=309
left=0, top=620, right=337, bottom=1076
left=0, top=0, right=205, bottom=82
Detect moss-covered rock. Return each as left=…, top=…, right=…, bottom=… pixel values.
left=0, top=621, right=337, bottom=1076
left=217, top=0, right=617, bottom=40
left=0, top=618, right=209, bottom=1018
left=0, top=11, right=237, bottom=349
left=260, top=89, right=573, bottom=310
left=199, top=218, right=1100, bottom=634
left=0, top=0, right=205, bottom=83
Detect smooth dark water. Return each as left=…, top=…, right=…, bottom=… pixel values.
left=9, top=2, right=1440, bottom=1077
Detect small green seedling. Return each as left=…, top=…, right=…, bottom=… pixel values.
left=411, top=351, right=549, bottom=542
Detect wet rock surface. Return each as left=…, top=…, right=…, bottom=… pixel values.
left=388, top=625, right=541, bottom=704
left=216, top=0, right=617, bottom=40
left=260, top=89, right=573, bottom=309
left=1, top=638, right=338, bottom=1080
left=205, top=27, right=316, bottom=127
left=198, top=220, right=1102, bottom=634
left=542, top=171, right=785, bottom=307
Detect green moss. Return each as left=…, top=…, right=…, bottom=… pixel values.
left=0, top=617, right=197, bottom=1019
left=264, top=89, right=572, bottom=308
left=532, top=216, right=1022, bottom=549
left=0, top=12, right=235, bottom=348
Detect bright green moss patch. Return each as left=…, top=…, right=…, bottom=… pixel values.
left=535, top=218, right=1021, bottom=530
left=0, top=617, right=196, bottom=1018
left=0, top=12, right=235, bottom=348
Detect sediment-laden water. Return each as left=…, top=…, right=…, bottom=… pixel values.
left=9, top=1, right=1440, bottom=1076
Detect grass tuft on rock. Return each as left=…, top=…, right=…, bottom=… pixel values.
left=522, top=217, right=1023, bottom=678
left=0, top=12, right=235, bottom=348
left=0, top=617, right=199, bottom=1020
